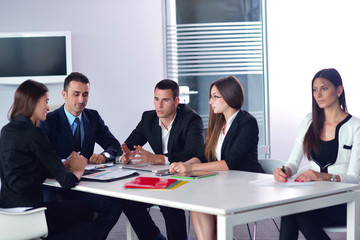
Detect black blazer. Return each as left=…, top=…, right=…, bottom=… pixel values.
left=197, top=110, right=264, bottom=173
left=40, top=105, right=120, bottom=160
left=124, top=104, right=204, bottom=163
left=0, top=115, right=79, bottom=208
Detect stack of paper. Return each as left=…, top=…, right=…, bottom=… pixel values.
left=123, top=177, right=187, bottom=190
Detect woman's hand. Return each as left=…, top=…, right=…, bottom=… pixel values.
left=273, top=166, right=290, bottom=182
left=295, top=169, right=324, bottom=182
left=170, top=162, right=192, bottom=173
left=70, top=155, right=88, bottom=180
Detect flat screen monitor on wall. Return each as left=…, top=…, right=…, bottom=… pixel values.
left=0, top=31, right=72, bottom=85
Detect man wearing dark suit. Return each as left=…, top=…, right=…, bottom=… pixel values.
left=40, top=72, right=122, bottom=240
left=120, top=79, right=204, bottom=240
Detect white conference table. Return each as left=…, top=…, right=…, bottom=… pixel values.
left=44, top=168, right=360, bottom=240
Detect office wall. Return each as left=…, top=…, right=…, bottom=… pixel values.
left=0, top=0, right=164, bottom=146
left=267, top=0, right=360, bottom=161
left=1, top=0, right=359, bottom=163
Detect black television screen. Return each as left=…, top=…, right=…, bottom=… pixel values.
left=0, top=31, right=72, bottom=84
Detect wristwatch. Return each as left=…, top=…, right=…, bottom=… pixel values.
left=330, top=174, right=338, bottom=182
left=101, top=152, right=111, bottom=161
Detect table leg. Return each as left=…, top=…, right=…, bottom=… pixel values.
left=346, top=191, right=360, bottom=240
left=217, top=215, right=233, bottom=240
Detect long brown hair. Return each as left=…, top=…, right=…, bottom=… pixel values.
left=9, top=80, right=48, bottom=121
left=204, top=76, right=244, bottom=162
left=303, top=68, right=347, bottom=159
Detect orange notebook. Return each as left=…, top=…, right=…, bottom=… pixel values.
left=123, top=177, right=187, bottom=190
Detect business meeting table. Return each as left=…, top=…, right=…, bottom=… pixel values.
left=44, top=167, right=360, bottom=240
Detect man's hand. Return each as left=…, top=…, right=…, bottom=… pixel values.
left=89, top=153, right=106, bottom=164
left=132, top=145, right=165, bottom=165
left=120, top=143, right=136, bottom=164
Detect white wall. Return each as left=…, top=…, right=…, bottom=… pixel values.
left=1, top=0, right=359, bottom=162
left=0, top=0, right=164, bottom=145
left=267, top=0, right=360, bottom=161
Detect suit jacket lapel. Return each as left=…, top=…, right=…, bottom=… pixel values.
left=167, top=108, right=182, bottom=154
left=151, top=117, right=163, bottom=154
left=59, top=106, right=74, bottom=145
left=221, top=111, right=242, bottom=157
left=81, top=110, right=90, bottom=152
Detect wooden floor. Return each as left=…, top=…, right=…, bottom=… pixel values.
left=107, top=209, right=346, bottom=240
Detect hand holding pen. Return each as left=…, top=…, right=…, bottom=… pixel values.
left=274, top=165, right=289, bottom=182
left=67, top=151, right=81, bottom=160
left=63, top=151, right=81, bottom=170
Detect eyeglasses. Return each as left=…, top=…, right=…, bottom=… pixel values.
left=209, top=95, right=222, bottom=101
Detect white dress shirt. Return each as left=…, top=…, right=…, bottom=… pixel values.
left=159, top=113, right=177, bottom=164
left=215, top=110, right=239, bottom=161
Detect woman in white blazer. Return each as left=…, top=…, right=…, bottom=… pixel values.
left=274, top=68, right=360, bottom=240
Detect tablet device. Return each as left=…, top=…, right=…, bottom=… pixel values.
left=170, top=171, right=217, bottom=180
left=119, top=162, right=169, bottom=173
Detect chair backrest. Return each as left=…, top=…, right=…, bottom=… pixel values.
left=323, top=226, right=346, bottom=233
left=258, top=159, right=286, bottom=174
left=0, top=207, right=48, bottom=240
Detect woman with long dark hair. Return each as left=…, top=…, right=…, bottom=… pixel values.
left=0, top=80, right=99, bottom=239
left=170, top=75, right=263, bottom=240
left=274, top=68, right=360, bottom=239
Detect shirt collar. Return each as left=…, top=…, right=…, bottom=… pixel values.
left=227, top=110, right=239, bottom=126
left=63, top=105, right=82, bottom=125
left=159, top=112, right=177, bottom=129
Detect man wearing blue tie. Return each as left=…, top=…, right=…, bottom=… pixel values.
left=40, top=72, right=122, bottom=240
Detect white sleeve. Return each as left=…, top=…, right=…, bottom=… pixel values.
left=338, top=118, right=360, bottom=183
left=285, top=114, right=312, bottom=177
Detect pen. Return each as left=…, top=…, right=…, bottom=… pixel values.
left=66, top=151, right=80, bottom=160
left=282, top=165, right=287, bottom=182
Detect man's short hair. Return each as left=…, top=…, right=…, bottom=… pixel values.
left=64, top=72, right=90, bottom=91
left=154, top=79, right=179, bottom=100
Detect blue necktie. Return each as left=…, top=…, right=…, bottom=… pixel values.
left=74, top=117, right=81, bottom=152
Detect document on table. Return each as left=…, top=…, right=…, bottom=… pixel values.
left=82, top=169, right=138, bottom=182
left=249, top=175, right=316, bottom=187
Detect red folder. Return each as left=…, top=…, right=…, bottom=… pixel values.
left=123, top=177, right=186, bottom=190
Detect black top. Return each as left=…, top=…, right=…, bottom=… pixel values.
left=311, top=114, right=352, bottom=173
left=196, top=110, right=264, bottom=173
left=0, top=115, right=79, bottom=208
left=124, top=104, right=204, bottom=163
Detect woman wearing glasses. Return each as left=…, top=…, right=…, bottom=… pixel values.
left=170, top=75, right=263, bottom=240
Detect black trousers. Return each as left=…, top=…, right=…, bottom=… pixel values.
left=279, top=204, right=346, bottom=240
left=43, top=185, right=123, bottom=240
left=44, top=200, right=99, bottom=240
left=122, top=199, right=187, bottom=240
